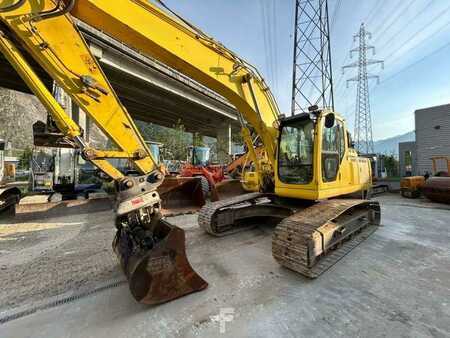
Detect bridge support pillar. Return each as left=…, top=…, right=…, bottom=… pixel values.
left=216, top=122, right=232, bottom=164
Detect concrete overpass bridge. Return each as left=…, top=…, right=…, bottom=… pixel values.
left=0, top=20, right=240, bottom=157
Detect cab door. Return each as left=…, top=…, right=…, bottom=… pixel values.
left=319, top=118, right=347, bottom=197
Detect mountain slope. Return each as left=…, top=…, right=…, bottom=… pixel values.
left=0, top=88, right=107, bottom=149
left=373, top=131, right=415, bottom=155
left=0, top=87, right=46, bottom=149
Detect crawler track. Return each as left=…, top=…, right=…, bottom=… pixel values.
left=272, top=199, right=381, bottom=278
left=198, top=192, right=266, bottom=236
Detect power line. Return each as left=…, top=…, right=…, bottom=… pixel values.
left=381, top=1, right=449, bottom=58
left=375, top=40, right=450, bottom=87
left=334, top=34, right=358, bottom=93
left=260, top=0, right=279, bottom=93
left=337, top=1, right=429, bottom=97
left=260, top=1, right=274, bottom=88
left=330, top=0, right=342, bottom=32
left=336, top=1, right=404, bottom=94
left=271, top=0, right=279, bottom=93
left=383, top=0, right=434, bottom=51
left=365, top=0, right=385, bottom=27
left=376, top=0, right=434, bottom=51
left=390, top=21, right=450, bottom=66
left=265, top=1, right=275, bottom=89
left=367, top=0, right=403, bottom=37
left=391, top=17, right=450, bottom=68
left=372, top=0, right=418, bottom=43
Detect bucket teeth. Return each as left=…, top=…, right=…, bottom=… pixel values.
left=113, top=219, right=207, bottom=305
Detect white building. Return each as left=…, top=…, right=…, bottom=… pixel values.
left=399, top=103, right=450, bottom=176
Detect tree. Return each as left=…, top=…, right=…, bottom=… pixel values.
left=383, top=154, right=399, bottom=177
left=136, top=120, right=191, bottom=160
left=192, top=132, right=205, bottom=147
left=18, top=146, right=33, bottom=170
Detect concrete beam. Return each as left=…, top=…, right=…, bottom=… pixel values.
left=76, top=21, right=240, bottom=135
left=0, top=21, right=241, bottom=138
left=216, top=122, right=232, bottom=164
left=95, top=45, right=237, bottom=122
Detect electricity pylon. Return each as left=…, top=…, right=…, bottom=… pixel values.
left=291, top=0, right=334, bottom=115
left=342, top=23, right=384, bottom=154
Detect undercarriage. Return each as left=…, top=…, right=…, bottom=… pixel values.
left=199, top=193, right=381, bottom=278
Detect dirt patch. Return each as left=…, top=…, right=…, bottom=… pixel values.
left=0, top=209, right=121, bottom=312
left=0, top=230, right=47, bottom=254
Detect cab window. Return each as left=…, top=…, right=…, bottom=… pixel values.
left=322, top=120, right=345, bottom=182
left=278, top=118, right=315, bottom=184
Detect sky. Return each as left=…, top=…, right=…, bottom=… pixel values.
left=159, top=0, right=450, bottom=141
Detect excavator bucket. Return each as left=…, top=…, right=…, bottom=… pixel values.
left=157, top=176, right=206, bottom=215
left=212, top=179, right=247, bottom=201
left=113, top=219, right=208, bottom=305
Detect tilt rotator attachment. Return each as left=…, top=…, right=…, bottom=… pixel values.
left=112, top=172, right=207, bottom=305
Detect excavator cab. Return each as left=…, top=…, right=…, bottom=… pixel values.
left=189, top=146, right=211, bottom=167
left=275, top=110, right=372, bottom=200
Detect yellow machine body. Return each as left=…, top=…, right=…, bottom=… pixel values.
left=400, top=176, right=425, bottom=198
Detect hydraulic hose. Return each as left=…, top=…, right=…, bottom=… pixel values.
left=34, top=0, right=75, bottom=20
left=0, top=0, right=26, bottom=12
left=0, top=0, right=75, bottom=19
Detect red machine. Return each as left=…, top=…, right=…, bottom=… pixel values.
left=422, top=156, right=450, bottom=204
left=180, top=146, right=225, bottom=197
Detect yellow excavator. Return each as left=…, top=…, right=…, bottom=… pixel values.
left=0, top=0, right=380, bottom=305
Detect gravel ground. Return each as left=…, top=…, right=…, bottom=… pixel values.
left=0, top=200, right=215, bottom=312
left=0, top=196, right=276, bottom=313
left=1, top=193, right=449, bottom=338
left=0, top=201, right=120, bottom=311
left=1, top=193, right=449, bottom=337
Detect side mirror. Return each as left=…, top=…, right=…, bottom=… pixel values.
left=325, top=113, right=335, bottom=128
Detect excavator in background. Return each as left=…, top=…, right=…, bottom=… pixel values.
left=0, top=0, right=380, bottom=305
left=0, top=139, right=21, bottom=217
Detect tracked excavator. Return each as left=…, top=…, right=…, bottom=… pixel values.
left=0, top=0, right=381, bottom=305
